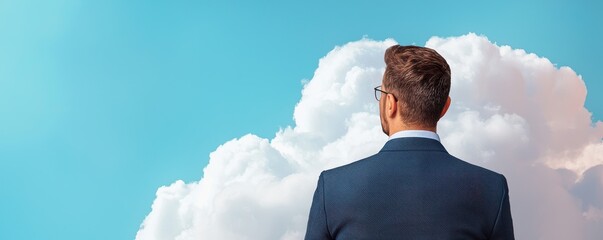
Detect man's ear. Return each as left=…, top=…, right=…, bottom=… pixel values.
left=386, top=94, right=398, bottom=118
left=440, top=96, right=451, bottom=118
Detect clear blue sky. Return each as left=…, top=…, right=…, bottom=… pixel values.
left=0, top=0, right=601, bottom=239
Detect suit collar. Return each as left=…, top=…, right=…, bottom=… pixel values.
left=379, top=137, right=448, bottom=153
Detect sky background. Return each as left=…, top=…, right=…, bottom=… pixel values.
left=0, top=0, right=601, bottom=239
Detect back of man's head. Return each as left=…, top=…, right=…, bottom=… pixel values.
left=383, top=45, right=451, bottom=128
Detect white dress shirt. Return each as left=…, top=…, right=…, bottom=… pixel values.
left=388, top=130, right=440, bottom=142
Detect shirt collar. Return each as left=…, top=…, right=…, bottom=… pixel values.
left=388, top=130, right=440, bottom=142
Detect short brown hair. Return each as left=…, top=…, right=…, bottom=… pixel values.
left=383, top=45, right=451, bottom=128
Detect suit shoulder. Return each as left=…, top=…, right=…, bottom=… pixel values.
left=449, top=155, right=503, bottom=176
left=322, top=154, right=378, bottom=177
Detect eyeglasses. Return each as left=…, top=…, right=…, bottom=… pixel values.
left=374, top=85, right=396, bottom=101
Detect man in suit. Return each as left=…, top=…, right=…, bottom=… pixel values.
left=304, top=45, right=515, bottom=240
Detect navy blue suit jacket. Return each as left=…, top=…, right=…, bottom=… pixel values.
left=305, top=137, right=514, bottom=240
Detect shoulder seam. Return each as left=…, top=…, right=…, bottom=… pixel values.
left=489, top=174, right=506, bottom=238
left=321, top=172, right=333, bottom=238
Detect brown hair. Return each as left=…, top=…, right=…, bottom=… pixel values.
left=383, top=45, right=451, bottom=128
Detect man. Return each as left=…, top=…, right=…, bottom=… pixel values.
left=304, top=45, right=515, bottom=239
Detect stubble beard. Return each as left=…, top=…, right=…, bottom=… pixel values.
left=379, top=103, right=389, bottom=136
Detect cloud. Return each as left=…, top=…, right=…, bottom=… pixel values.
left=136, top=33, right=603, bottom=240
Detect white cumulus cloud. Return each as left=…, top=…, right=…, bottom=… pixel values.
left=136, top=33, right=603, bottom=240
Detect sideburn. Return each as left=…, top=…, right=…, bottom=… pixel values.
left=380, top=97, right=389, bottom=136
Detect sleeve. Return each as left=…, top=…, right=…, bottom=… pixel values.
left=489, top=175, right=515, bottom=240
left=304, top=172, right=333, bottom=240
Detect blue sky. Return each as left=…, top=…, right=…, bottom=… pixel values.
left=0, top=0, right=601, bottom=239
